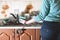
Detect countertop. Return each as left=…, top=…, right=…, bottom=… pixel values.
left=0, top=19, right=42, bottom=29
left=0, top=23, right=42, bottom=29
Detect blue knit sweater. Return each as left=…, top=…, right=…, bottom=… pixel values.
left=34, top=0, right=60, bottom=22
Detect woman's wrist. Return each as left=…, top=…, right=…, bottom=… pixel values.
left=24, top=21, right=27, bottom=24
left=25, top=19, right=35, bottom=24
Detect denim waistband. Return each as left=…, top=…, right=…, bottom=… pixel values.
left=41, top=21, right=60, bottom=30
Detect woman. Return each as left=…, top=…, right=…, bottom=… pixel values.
left=23, top=0, right=60, bottom=40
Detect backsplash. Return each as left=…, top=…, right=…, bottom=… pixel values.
left=0, top=0, right=42, bottom=18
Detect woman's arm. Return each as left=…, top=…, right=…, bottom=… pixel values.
left=22, top=0, right=50, bottom=25
left=25, top=18, right=35, bottom=24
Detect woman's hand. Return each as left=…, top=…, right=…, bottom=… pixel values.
left=19, top=19, right=26, bottom=24
left=25, top=18, right=35, bottom=25
left=19, top=18, right=35, bottom=25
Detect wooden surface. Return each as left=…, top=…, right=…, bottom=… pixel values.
left=0, top=29, right=40, bottom=40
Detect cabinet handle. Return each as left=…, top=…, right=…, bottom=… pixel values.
left=16, top=29, right=26, bottom=34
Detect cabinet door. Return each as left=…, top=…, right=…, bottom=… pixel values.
left=15, top=29, right=36, bottom=40
left=0, top=29, right=40, bottom=40
left=0, top=29, right=14, bottom=40
left=36, top=29, right=40, bottom=40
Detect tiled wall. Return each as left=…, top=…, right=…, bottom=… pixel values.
left=0, top=0, right=42, bottom=18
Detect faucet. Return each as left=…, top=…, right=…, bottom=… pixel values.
left=10, top=13, right=19, bottom=24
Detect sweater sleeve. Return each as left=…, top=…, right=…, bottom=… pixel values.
left=33, top=0, right=50, bottom=22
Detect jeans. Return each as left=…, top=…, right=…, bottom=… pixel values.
left=41, top=21, right=60, bottom=40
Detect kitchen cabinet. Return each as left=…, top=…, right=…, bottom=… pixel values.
left=0, top=29, right=41, bottom=40
left=0, top=29, right=14, bottom=40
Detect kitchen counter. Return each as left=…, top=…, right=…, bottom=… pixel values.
left=0, top=23, right=42, bottom=29
left=1, top=23, right=42, bottom=27
left=0, top=27, right=41, bottom=29
left=0, top=18, right=42, bottom=29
